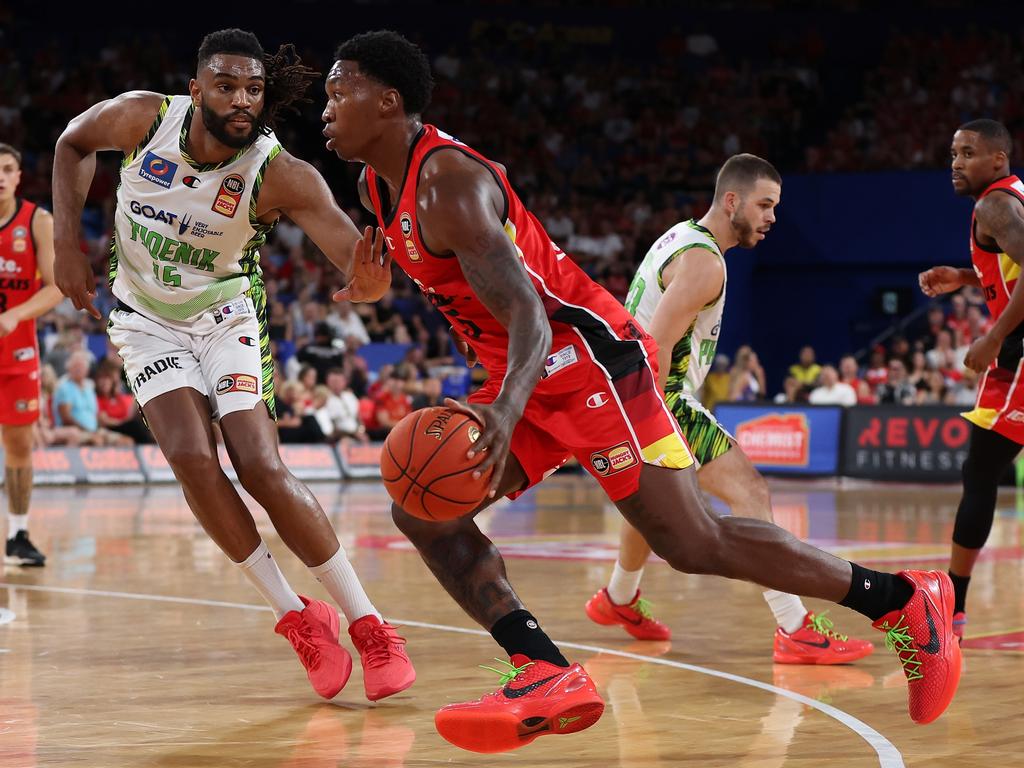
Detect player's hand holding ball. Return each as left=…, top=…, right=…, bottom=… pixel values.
left=443, top=396, right=518, bottom=500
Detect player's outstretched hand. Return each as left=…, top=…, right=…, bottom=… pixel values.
left=334, top=226, right=393, bottom=304
left=918, top=266, right=963, bottom=297
left=444, top=396, right=518, bottom=499
left=449, top=326, right=478, bottom=367
left=54, top=240, right=101, bottom=319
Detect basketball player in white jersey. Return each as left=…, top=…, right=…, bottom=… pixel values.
left=51, top=28, right=414, bottom=702
left=586, top=154, right=874, bottom=664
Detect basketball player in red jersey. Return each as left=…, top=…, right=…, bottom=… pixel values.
left=324, top=31, right=961, bottom=751
left=0, top=144, right=63, bottom=566
left=920, top=119, right=1024, bottom=642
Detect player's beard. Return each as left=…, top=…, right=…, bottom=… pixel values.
left=201, top=104, right=259, bottom=149
left=731, top=207, right=759, bottom=248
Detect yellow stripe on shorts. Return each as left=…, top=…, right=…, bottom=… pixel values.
left=640, top=432, right=694, bottom=470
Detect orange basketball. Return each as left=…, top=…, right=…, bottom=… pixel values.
left=380, top=406, right=494, bottom=521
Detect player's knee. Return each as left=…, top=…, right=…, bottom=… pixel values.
left=961, top=451, right=1003, bottom=490
left=2, top=426, right=34, bottom=461
left=235, top=455, right=287, bottom=497
left=163, top=444, right=220, bottom=482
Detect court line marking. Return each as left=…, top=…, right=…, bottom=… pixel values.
left=0, top=582, right=904, bottom=768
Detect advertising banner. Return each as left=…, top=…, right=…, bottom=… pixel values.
left=337, top=442, right=383, bottom=479
left=714, top=404, right=843, bottom=475
left=841, top=406, right=970, bottom=481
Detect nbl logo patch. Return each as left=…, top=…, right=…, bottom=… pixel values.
left=216, top=373, right=258, bottom=395
left=139, top=151, right=178, bottom=188
left=212, top=174, right=245, bottom=218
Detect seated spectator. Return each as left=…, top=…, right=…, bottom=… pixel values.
left=907, top=351, right=929, bottom=388
left=915, top=369, right=948, bottom=405
left=326, top=299, right=371, bottom=350
left=864, top=347, right=888, bottom=390
left=889, top=335, right=912, bottom=368
left=948, top=367, right=980, bottom=406
left=268, top=299, right=293, bottom=343
left=367, top=372, right=414, bottom=440
left=95, top=364, right=151, bottom=444
left=788, top=345, right=821, bottom=387
left=52, top=351, right=129, bottom=445
left=837, top=355, right=873, bottom=403
left=36, top=363, right=87, bottom=447
left=701, top=354, right=731, bottom=412
left=809, top=365, right=857, bottom=406
left=964, top=305, right=993, bottom=344
left=926, top=329, right=963, bottom=375
left=919, top=304, right=948, bottom=350
left=773, top=375, right=805, bottom=404
left=296, top=322, right=346, bottom=383
left=729, top=345, right=766, bottom=402
left=276, top=380, right=325, bottom=444
left=947, top=292, right=971, bottom=346
left=315, top=368, right=367, bottom=442
left=876, top=358, right=916, bottom=405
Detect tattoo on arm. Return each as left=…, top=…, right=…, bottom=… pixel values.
left=980, top=194, right=1024, bottom=265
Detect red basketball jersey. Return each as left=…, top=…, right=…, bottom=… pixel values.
left=0, top=199, right=41, bottom=373
left=971, top=175, right=1024, bottom=322
left=363, top=125, right=647, bottom=388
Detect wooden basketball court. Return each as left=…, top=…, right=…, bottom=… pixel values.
left=1, top=475, right=1020, bottom=767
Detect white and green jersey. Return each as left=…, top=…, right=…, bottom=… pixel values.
left=624, top=219, right=726, bottom=397
left=111, top=95, right=281, bottom=324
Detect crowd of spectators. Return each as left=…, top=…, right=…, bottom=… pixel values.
left=702, top=288, right=988, bottom=411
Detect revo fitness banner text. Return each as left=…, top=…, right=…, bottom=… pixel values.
left=841, top=406, right=970, bottom=481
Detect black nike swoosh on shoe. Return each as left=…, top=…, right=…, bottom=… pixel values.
left=795, top=638, right=830, bottom=649
left=921, top=600, right=941, bottom=654
left=504, top=674, right=561, bottom=699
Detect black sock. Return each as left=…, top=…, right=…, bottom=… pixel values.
left=839, top=563, right=915, bottom=622
left=490, top=610, right=569, bottom=667
left=948, top=571, right=971, bottom=614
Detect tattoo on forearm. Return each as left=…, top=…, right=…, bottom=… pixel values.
left=4, top=466, right=32, bottom=516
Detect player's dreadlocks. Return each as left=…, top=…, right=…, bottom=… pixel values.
left=197, top=29, right=320, bottom=136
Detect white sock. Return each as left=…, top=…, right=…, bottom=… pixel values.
left=237, top=541, right=304, bottom=620
left=7, top=513, right=27, bottom=538
left=310, top=544, right=381, bottom=624
left=607, top=561, right=643, bottom=606
left=763, top=590, right=808, bottom=634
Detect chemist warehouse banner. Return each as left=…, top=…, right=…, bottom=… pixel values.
left=715, top=404, right=842, bottom=475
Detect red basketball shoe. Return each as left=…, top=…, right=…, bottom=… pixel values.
left=872, top=570, right=961, bottom=724
left=435, top=655, right=604, bottom=753
left=275, top=595, right=353, bottom=699
left=773, top=611, right=875, bottom=665
left=349, top=615, right=416, bottom=701
left=585, top=588, right=671, bottom=641
left=952, top=612, right=966, bottom=644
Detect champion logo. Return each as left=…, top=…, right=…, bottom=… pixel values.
left=526, top=620, right=538, bottom=630
left=182, top=175, right=201, bottom=188
left=864, top=579, right=871, bottom=590
left=586, top=392, right=609, bottom=408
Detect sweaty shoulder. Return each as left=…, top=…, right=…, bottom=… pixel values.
left=415, top=148, right=507, bottom=256
left=418, top=148, right=505, bottom=224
